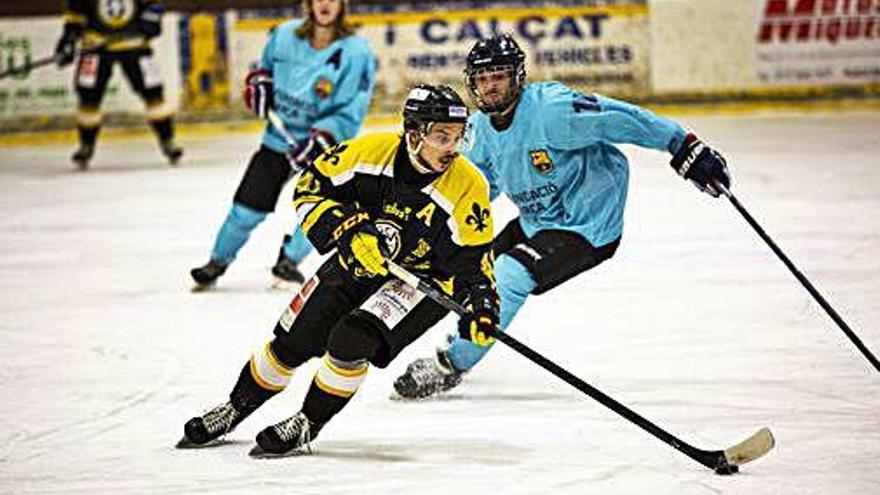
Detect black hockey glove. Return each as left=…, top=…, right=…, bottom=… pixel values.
left=457, top=283, right=499, bottom=347
left=243, top=69, right=273, bottom=119
left=670, top=133, right=731, bottom=198
left=54, top=27, right=79, bottom=68
left=335, top=215, right=390, bottom=278
left=137, top=3, right=164, bottom=39
left=288, top=129, right=336, bottom=172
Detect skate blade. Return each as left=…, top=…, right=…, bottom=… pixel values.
left=269, top=277, right=302, bottom=292
left=175, top=436, right=230, bottom=449
left=248, top=444, right=310, bottom=459
left=190, top=279, right=217, bottom=293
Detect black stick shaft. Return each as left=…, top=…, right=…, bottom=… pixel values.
left=0, top=55, right=58, bottom=80
left=717, top=184, right=879, bottom=372
left=386, top=261, right=720, bottom=469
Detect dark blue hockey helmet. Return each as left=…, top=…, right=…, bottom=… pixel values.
left=464, top=34, right=527, bottom=113
left=403, top=84, right=469, bottom=134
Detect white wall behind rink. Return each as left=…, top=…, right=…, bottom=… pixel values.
left=0, top=1, right=876, bottom=123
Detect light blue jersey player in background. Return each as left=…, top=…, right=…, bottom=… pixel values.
left=191, top=0, right=375, bottom=290
left=394, top=34, right=731, bottom=399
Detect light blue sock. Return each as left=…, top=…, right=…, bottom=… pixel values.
left=445, top=254, right=537, bottom=372
left=281, top=225, right=313, bottom=264
left=210, top=202, right=267, bottom=265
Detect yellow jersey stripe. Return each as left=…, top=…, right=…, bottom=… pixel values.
left=300, top=198, right=342, bottom=234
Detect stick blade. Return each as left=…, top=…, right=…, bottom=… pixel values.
left=723, top=427, right=775, bottom=466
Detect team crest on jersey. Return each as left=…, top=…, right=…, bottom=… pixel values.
left=98, top=0, right=136, bottom=28
left=315, top=77, right=334, bottom=100
left=465, top=202, right=490, bottom=233
left=529, top=149, right=554, bottom=174
left=375, top=220, right=402, bottom=258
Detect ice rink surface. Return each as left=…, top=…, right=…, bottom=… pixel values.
left=1, top=112, right=878, bottom=494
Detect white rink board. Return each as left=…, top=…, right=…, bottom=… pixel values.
left=0, top=112, right=878, bottom=494
left=650, top=0, right=880, bottom=93
left=0, top=15, right=181, bottom=118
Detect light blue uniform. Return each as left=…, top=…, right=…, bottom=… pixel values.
left=212, top=19, right=376, bottom=267
left=446, top=82, right=687, bottom=371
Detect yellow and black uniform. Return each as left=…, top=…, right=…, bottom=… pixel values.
left=206, top=132, right=494, bottom=441
left=58, top=0, right=179, bottom=167
left=296, top=131, right=494, bottom=290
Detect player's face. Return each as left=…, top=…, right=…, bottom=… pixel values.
left=418, top=122, right=466, bottom=173
left=473, top=65, right=514, bottom=110
left=312, top=0, right=342, bottom=27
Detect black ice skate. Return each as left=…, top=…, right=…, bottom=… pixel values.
left=392, top=350, right=463, bottom=400
left=71, top=144, right=94, bottom=171
left=270, top=244, right=304, bottom=290
left=190, top=260, right=227, bottom=291
left=249, top=412, right=323, bottom=458
left=176, top=401, right=247, bottom=448
left=160, top=139, right=183, bottom=165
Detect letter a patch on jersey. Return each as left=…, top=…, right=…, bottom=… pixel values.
left=529, top=149, right=554, bottom=174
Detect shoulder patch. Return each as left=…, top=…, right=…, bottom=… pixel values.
left=313, top=133, right=399, bottom=185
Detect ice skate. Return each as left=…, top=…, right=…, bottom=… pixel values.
left=176, top=401, right=246, bottom=448
left=249, top=411, right=323, bottom=458
left=160, top=139, right=183, bottom=165
left=270, top=251, right=304, bottom=290
left=71, top=144, right=94, bottom=171
left=392, top=350, right=463, bottom=400
left=190, top=260, right=227, bottom=291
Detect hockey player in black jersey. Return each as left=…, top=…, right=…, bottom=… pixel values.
left=55, top=0, right=182, bottom=170
left=177, top=85, right=499, bottom=456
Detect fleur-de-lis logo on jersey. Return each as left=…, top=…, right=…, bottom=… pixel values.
left=529, top=149, right=554, bottom=174
left=465, top=202, right=490, bottom=232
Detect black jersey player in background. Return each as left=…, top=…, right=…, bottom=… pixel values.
left=55, top=0, right=183, bottom=170
left=176, top=85, right=499, bottom=457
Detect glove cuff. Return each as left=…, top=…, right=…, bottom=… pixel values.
left=670, top=133, right=702, bottom=178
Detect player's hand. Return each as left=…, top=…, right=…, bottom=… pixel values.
left=54, top=33, right=76, bottom=68
left=336, top=218, right=389, bottom=278
left=243, top=69, right=273, bottom=119
left=287, top=129, right=336, bottom=171
left=670, top=133, right=731, bottom=197
left=457, top=283, right=499, bottom=346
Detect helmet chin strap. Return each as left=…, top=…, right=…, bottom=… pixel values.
left=406, top=132, right=435, bottom=174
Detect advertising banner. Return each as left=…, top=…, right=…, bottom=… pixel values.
left=178, top=11, right=232, bottom=111
left=233, top=2, right=651, bottom=113
left=755, top=0, right=880, bottom=86
left=0, top=15, right=180, bottom=119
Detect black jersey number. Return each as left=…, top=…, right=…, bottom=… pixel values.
left=572, top=93, right=600, bottom=113
left=319, top=143, right=348, bottom=166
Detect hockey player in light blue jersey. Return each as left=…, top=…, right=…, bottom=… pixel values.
left=394, top=34, right=731, bottom=399
left=191, top=0, right=375, bottom=290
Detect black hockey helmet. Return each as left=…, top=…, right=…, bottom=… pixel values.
left=402, top=84, right=469, bottom=134
left=464, top=34, right=527, bottom=113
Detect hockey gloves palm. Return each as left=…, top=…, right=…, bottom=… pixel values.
left=336, top=215, right=389, bottom=278
left=288, top=129, right=336, bottom=171
left=243, top=69, right=273, bottom=119
left=670, top=133, right=731, bottom=197
left=458, top=283, right=499, bottom=347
